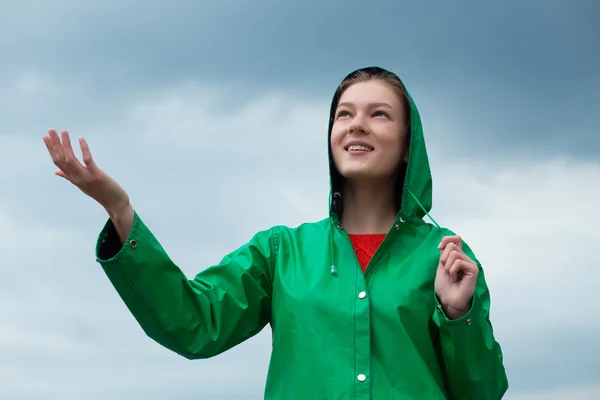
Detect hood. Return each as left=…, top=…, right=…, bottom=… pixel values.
left=327, top=66, right=433, bottom=225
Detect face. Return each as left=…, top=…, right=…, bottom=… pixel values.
left=330, top=80, right=408, bottom=184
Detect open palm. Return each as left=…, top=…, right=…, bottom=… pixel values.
left=42, top=129, right=129, bottom=211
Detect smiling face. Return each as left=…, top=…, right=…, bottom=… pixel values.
left=330, top=80, right=409, bottom=184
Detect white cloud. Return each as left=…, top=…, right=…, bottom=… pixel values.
left=433, top=157, right=600, bottom=333
left=0, top=78, right=597, bottom=399
left=505, top=384, right=600, bottom=400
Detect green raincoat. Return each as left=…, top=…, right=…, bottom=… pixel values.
left=96, top=67, right=508, bottom=399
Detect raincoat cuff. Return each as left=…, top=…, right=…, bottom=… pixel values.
left=433, top=292, right=482, bottom=328
left=95, top=210, right=142, bottom=263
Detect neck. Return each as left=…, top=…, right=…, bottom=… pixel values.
left=340, top=178, right=398, bottom=234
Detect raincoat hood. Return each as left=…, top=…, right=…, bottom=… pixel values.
left=327, top=66, right=433, bottom=224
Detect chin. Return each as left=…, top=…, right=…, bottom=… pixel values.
left=337, top=167, right=380, bottom=181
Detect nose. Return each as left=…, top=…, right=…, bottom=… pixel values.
left=348, top=116, right=368, bottom=135
left=349, top=124, right=368, bottom=135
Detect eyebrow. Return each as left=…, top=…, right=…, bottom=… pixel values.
left=337, top=101, right=394, bottom=110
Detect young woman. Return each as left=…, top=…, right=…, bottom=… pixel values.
left=43, top=67, right=508, bottom=399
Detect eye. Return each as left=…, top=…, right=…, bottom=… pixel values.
left=373, top=111, right=389, bottom=118
left=336, top=110, right=351, bottom=119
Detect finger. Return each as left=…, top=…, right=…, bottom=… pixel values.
left=438, top=235, right=462, bottom=250
left=448, top=259, right=468, bottom=282
left=444, top=248, right=470, bottom=268
left=440, top=242, right=462, bottom=265
left=55, top=168, right=69, bottom=180
left=438, top=235, right=463, bottom=251
left=445, top=251, right=473, bottom=282
left=48, top=129, right=65, bottom=161
left=79, top=137, right=98, bottom=171
left=448, top=258, right=477, bottom=282
left=42, top=134, right=58, bottom=163
left=448, top=258, right=473, bottom=282
left=61, top=130, right=86, bottom=174
left=52, top=130, right=84, bottom=180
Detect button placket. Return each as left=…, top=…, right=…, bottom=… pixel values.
left=354, top=285, right=371, bottom=393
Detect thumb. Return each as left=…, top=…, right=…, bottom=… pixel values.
left=55, top=169, right=69, bottom=180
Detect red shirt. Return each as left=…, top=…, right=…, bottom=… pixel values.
left=348, top=234, right=387, bottom=272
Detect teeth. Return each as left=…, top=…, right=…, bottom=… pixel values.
left=347, top=145, right=372, bottom=152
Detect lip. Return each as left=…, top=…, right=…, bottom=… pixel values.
left=344, top=140, right=374, bottom=151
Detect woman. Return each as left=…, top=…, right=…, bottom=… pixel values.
left=43, top=67, right=508, bottom=399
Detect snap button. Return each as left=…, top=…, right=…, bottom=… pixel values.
left=466, top=318, right=472, bottom=325
left=357, top=374, right=367, bottom=382
left=358, top=291, right=366, bottom=299
left=129, top=239, right=138, bottom=249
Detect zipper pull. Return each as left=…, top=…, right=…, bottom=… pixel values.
left=330, top=265, right=338, bottom=276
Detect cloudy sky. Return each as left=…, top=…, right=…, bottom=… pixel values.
left=1, top=0, right=599, bottom=398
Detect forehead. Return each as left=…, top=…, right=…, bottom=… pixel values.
left=338, top=80, right=400, bottom=107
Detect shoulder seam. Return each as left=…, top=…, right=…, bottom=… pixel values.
left=269, top=226, right=281, bottom=283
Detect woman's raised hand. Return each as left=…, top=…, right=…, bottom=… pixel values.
left=42, top=129, right=130, bottom=213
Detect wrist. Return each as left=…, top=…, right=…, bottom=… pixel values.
left=442, top=304, right=469, bottom=320
left=105, top=200, right=133, bottom=223
left=438, top=296, right=472, bottom=320
left=104, top=200, right=135, bottom=245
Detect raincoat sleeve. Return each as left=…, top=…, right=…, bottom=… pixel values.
left=432, top=241, right=509, bottom=400
left=95, top=211, right=276, bottom=360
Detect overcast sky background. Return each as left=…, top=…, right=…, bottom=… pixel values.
left=1, top=1, right=599, bottom=399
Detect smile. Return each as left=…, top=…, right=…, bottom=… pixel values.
left=346, top=145, right=373, bottom=152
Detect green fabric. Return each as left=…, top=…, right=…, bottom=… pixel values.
left=96, top=67, right=508, bottom=399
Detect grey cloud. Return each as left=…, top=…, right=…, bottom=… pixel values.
left=4, top=0, right=597, bottom=86
left=2, top=0, right=598, bottom=159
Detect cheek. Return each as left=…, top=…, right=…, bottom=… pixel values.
left=386, top=138, right=403, bottom=153
left=377, top=133, right=399, bottom=151
left=330, top=126, right=345, bottom=147
left=329, top=128, right=346, bottom=167
left=378, top=132, right=405, bottom=163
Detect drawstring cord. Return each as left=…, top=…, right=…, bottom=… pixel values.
left=406, top=188, right=444, bottom=232
left=329, top=224, right=338, bottom=276
left=407, top=188, right=460, bottom=278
